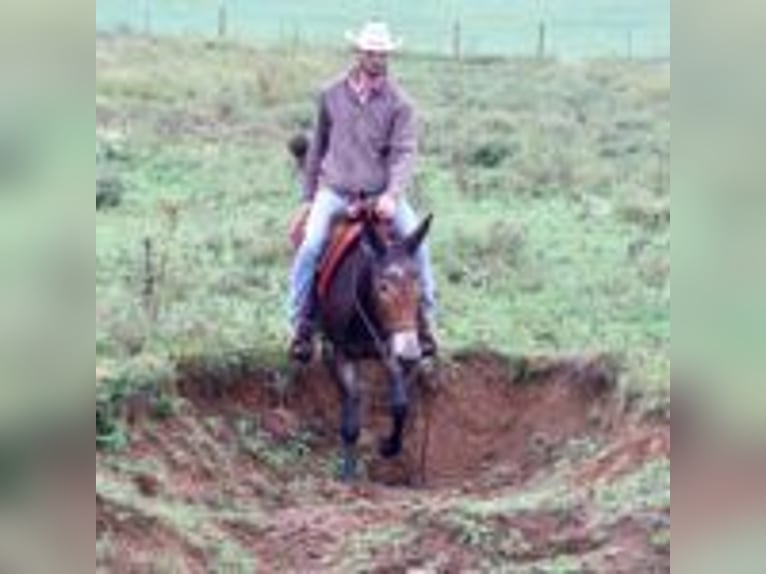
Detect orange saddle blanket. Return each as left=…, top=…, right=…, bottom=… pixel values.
left=316, top=221, right=365, bottom=301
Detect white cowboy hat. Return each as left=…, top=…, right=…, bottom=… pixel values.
left=345, top=20, right=403, bottom=52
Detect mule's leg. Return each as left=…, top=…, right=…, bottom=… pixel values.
left=326, top=351, right=362, bottom=481
left=380, top=362, right=410, bottom=459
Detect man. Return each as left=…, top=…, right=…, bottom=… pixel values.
left=288, top=20, right=437, bottom=363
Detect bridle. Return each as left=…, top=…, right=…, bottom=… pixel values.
left=346, top=200, right=420, bottom=382
left=347, top=199, right=393, bottom=360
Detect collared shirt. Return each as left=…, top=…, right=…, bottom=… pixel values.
left=347, top=68, right=386, bottom=105
left=302, top=70, right=418, bottom=202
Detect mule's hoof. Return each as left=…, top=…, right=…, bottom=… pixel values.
left=288, top=336, right=314, bottom=364
left=289, top=348, right=313, bottom=365
left=379, top=437, right=403, bottom=459
left=340, top=470, right=357, bottom=483
left=339, top=456, right=358, bottom=483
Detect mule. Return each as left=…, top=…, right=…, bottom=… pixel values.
left=315, top=205, right=433, bottom=481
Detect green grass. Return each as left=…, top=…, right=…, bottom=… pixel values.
left=338, top=525, right=417, bottom=571
left=97, top=35, right=669, bottom=394
left=593, top=457, right=671, bottom=518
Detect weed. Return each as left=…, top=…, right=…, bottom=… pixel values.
left=97, top=174, right=126, bottom=211
left=525, top=553, right=587, bottom=573
left=212, top=540, right=259, bottom=572
left=236, top=417, right=314, bottom=473
left=593, top=457, right=670, bottom=518
left=96, top=399, right=128, bottom=452
left=340, top=525, right=416, bottom=570
left=96, top=356, right=177, bottom=450
left=454, top=481, right=580, bottom=520
left=443, top=508, right=496, bottom=548
left=650, top=527, right=670, bottom=552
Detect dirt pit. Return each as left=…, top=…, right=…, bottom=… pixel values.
left=173, top=350, right=621, bottom=487
left=97, top=350, right=670, bottom=572
left=276, top=350, right=620, bottom=487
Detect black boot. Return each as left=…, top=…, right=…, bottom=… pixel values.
left=418, top=310, right=438, bottom=358
left=289, top=320, right=315, bottom=363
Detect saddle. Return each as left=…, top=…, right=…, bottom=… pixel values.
left=289, top=195, right=391, bottom=304
left=316, top=220, right=366, bottom=301
left=317, top=206, right=393, bottom=302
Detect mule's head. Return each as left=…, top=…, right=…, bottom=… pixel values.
left=364, top=214, right=432, bottom=367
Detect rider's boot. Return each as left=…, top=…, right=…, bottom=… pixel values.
left=289, top=318, right=315, bottom=364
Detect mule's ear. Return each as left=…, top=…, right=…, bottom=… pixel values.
left=402, top=214, right=433, bottom=255
left=364, top=223, right=388, bottom=258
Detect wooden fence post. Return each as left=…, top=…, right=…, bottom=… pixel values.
left=142, top=237, right=158, bottom=322
left=452, top=19, right=462, bottom=62
left=217, top=0, right=228, bottom=39
left=451, top=23, right=468, bottom=196
left=537, top=20, right=546, bottom=59
left=291, top=24, right=302, bottom=57
left=142, top=0, right=151, bottom=36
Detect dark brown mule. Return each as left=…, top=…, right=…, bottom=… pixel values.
left=316, top=204, right=433, bottom=481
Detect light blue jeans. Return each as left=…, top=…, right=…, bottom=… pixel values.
left=288, top=188, right=436, bottom=327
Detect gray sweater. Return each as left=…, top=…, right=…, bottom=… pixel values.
left=302, top=73, right=418, bottom=202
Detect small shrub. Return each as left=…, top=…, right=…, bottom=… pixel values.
left=150, top=392, right=178, bottom=420
left=456, top=220, right=526, bottom=267
left=237, top=419, right=314, bottom=472
left=443, top=509, right=495, bottom=549
left=97, top=175, right=126, bottom=211
left=109, top=315, right=147, bottom=357
left=96, top=357, right=177, bottom=450
left=96, top=397, right=128, bottom=452
left=467, top=140, right=516, bottom=169
left=617, top=195, right=670, bottom=230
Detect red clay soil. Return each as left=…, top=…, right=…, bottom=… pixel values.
left=97, top=495, right=208, bottom=573
left=575, top=423, right=671, bottom=487
left=278, top=350, right=622, bottom=487
left=96, top=350, right=670, bottom=573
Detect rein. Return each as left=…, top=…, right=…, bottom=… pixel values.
left=349, top=221, right=417, bottom=385
left=350, top=234, right=392, bottom=363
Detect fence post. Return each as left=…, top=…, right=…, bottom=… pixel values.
left=142, top=0, right=151, bottom=36
left=217, top=0, right=228, bottom=39
left=142, top=237, right=158, bottom=322
left=452, top=19, right=462, bottom=62
left=451, top=24, right=468, bottom=196
left=537, top=20, right=546, bottom=59
left=291, top=24, right=302, bottom=58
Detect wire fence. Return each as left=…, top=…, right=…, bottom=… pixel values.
left=96, top=0, right=670, bottom=60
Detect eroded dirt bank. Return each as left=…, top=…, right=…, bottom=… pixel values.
left=97, top=350, right=670, bottom=573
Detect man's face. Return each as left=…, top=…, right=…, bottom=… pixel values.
left=357, top=49, right=389, bottom=78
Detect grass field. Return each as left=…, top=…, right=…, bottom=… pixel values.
left=96, top=34, right=669, bottom=391
left=96, top=0, right=670, bottom=59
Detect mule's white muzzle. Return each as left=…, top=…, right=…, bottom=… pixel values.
left=391, top=330, right=421, bottom=362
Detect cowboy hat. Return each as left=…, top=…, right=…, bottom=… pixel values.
left=345, top=20, right=403, bottom=52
